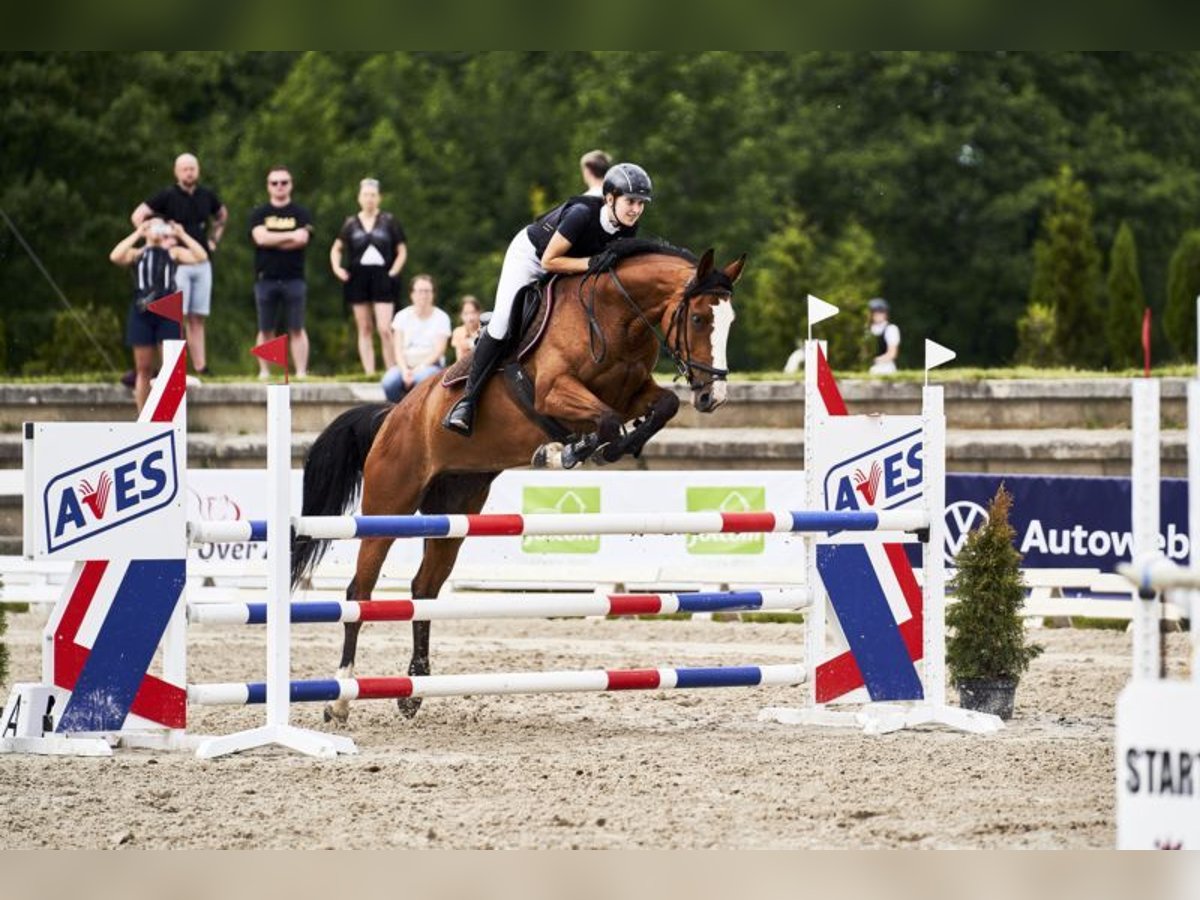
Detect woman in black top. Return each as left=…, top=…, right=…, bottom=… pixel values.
left=442, top=162, right=652, bottom=436
left=109, top=218, right=208, bottom=413
left=330, top=178, right=408, bottom=375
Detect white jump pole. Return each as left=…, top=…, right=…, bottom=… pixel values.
left=195, top=384, right=355, bottom=759
left=1130, top=378, right=1162, bottom=681
left=1190, top=379, right=1200, bottom=681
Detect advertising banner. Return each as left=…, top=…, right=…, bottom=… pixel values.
left=183, top=468, right=1189, bottom=581
left=25, top=423, right=186, bottom=561
left=945, top=473, right=1188, bottom=569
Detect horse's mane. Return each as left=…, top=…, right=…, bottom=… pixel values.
left=606, top=237, right=697, bottom=265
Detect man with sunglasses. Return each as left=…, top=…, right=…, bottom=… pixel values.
left=249, top=165, right=313, bottom=378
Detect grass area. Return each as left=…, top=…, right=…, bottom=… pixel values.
left=738, top=363, right=1200, bottom=383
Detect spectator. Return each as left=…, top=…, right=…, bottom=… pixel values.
left=381, top=274, right=452, bottom=403
left=109, top=219, right=207, bottom=412
left=131, top=152, right=227, bottom=377
left=867, top=297, right=901, bottom=375
left=450, top=295, right=483, bottom=362
left=329, top=177, right=408, bottom=376
left=249, top=165, right=313, bottom=379
left=579, top=149, right=611, bottom=196
left=783, top=342, right=804, bottom=374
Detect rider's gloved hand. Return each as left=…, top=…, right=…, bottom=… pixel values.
left=586, top=248, right=619, bottom=275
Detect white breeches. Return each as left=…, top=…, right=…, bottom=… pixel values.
left=487, top=231, right=545, bottom=340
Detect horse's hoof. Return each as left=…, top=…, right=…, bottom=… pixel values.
left=324, top=701, right=350, bottom=724
left=590, top=443, right=621, bottom=466
left=532, top=443, right=564, bottom=469
left=396, top=696, right=423, bottom=719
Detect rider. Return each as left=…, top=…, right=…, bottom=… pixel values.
left=441, top=162, right=653, bottom=436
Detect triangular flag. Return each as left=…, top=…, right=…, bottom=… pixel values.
left=924, top=339, right=956, bottom=372
left=252, top=335, right=289, bottom=372
left=807, top=294, right=839, bottom=327
left=147, top=291, right=183, bottom=324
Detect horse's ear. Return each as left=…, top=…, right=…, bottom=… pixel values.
left=696, top=248, right=715, bottom=281
left=723, top=253, right=747, bottom=285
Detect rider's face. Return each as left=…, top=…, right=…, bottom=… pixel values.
left=609, top=195, right=645, bottom=228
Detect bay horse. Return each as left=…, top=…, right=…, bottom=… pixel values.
left=291, top=239, right=746, bottom=723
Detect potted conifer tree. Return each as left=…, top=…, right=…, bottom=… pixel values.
left=945, top=484, right=1043, bottom=719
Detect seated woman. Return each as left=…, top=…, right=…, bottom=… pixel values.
left=381, top=273, right=452, bottom=403
left=442, top=162, right=653, bottom=436
left=450, top=295, right=483, bottom=362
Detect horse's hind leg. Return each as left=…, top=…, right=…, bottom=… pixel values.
left=397, top=472, right=498, bottom=719
left=325, top=536, right=394, bottom=724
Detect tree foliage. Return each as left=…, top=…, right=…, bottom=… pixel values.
left=1164, top=230, right=1200, bottom=365
left=1027, top=165, right=1103, bottom=368
left=1105, top=221, right=1146, bottom=370
left=946, top=485, right=1043, bottom=683
left=5, top=52, right=1200, bottom=375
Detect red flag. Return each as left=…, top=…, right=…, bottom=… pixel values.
left=1142, top=307, right=1152, bottom=377
left=251, top=335, right=289, bottom=381
left=146, top=290, right=183, bottom=324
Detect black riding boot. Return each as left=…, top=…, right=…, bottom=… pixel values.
left=441, top=332, right=506, bottom=436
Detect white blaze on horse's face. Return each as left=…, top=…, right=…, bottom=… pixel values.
left=695, top=297, right=734, bottom=412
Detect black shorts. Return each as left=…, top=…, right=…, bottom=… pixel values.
left=254, top=278, right=307, bottom=332
left=126, top=303, right=182, bottom=347
left=344, top=267, right=398, bottom=304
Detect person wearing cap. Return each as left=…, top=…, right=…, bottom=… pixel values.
left=867, top=297, right=901, bottom=375
left=442, top=161, right=653, bottom=436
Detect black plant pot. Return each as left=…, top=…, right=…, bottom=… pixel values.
left=955, top=677, right=1018, bottom=720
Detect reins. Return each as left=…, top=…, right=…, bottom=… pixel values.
left=576, top=262, right=731, bottom=390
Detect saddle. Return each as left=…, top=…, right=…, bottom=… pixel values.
left=440, top=277, right=572, bottom=443
left=440, top=276, right=557, bottom=387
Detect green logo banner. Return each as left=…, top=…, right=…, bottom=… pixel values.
left=685, top=486, right=766, bottom=555
left=521, top=486, right=601, bottom=554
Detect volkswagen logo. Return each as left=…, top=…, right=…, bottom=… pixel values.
left=944, top=500, right=989, bottom=565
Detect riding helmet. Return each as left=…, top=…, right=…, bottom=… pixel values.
left=603, top=163, right=654, bottom=202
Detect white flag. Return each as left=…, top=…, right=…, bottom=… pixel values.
left=807, top=294, right=838, bottom=326
left=924, top=339, right=956, bottom=371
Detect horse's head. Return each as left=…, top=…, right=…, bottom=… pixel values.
left=668, top=248, right=746, bottom=413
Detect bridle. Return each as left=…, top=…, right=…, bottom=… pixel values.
left=578, top=264, right=732, bottom=392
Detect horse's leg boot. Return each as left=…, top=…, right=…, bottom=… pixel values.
left=442, top=332, right=505, bottom=436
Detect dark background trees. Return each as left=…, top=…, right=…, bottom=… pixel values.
left=3, top=51, right=1199, bottom=376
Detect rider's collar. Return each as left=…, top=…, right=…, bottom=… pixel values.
left=599, top=204, right=621, bottom=235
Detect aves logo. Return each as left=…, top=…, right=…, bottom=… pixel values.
left=42, top=431, right=179, bottom=553
left=823, top=428, right=924, bottom=513
left=943, top=500, right=989, bottom=565
left=853, top=462, right=883, bottom=506
left=78, top=472, right=113, bottom=520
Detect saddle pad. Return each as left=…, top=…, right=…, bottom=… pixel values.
left=441, top=277, right=559, bottom=387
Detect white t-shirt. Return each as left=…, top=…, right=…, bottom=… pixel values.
left=392, top=305, right=452, bottom=368
left=870, top=321, right=901, bottom=348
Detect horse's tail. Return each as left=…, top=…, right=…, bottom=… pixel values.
left=290, top=403, right=392, bottom=589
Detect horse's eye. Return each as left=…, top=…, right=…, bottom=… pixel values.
left=690, top=314, right=706, bottom=327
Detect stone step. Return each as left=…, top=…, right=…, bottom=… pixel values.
left=0, top=426, right=1187, bottom=481
left=0, top=377, right=1189, bottom=435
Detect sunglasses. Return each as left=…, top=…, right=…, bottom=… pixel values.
left=269, top=179, right=291, bottom=186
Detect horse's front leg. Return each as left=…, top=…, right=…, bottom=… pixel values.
left=530, top=374, right=624, bottom=468
left=608, top=382, right=680, bottom=462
